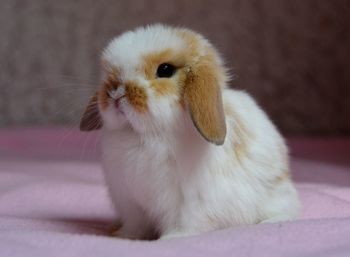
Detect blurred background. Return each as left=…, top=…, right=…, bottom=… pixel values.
left=0, top=0, right=349, bottom=136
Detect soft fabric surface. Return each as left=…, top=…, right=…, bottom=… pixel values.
left=0, top=128, right=350, bottom=257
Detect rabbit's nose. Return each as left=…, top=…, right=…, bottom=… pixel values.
left=110, top=86, right=125, bottom=99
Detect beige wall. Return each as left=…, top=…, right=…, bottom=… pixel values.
left=0, top=0, right=349, bottom=135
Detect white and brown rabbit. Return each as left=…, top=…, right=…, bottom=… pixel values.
left=80, top=24, right=300, bottom=240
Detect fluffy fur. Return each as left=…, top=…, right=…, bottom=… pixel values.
left=80, top=24, right=300, bottom=240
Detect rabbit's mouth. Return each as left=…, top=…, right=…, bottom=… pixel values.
left=106, top=90, right=125, bottom=113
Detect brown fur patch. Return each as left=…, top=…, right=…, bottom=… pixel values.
left=80, top=92, right=102, bottom=131
left=125, top=81, right=148, bottom=113
left=150, top=79, right=178, bottom=97
left=184, top=63, right=226, bottom=145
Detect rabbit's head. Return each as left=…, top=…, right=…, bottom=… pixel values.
left=80, top=24, right=228, bottom=145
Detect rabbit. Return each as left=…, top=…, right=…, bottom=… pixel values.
left=80, top=24, right=300, bottom=240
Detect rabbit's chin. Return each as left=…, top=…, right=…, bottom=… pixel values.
left=100, top=104, right=151, bottom=134
left=101, top=107, right=129, bottom=131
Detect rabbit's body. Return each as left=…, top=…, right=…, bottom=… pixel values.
left=80, top=24, right=300, bottom=239
left=102, top=89, right=299, bottom=239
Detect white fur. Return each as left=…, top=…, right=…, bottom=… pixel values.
left=99, top=25, right=300, bottom=239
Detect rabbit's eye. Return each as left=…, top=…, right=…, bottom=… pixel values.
left=156, top=63, right=176, bottom=78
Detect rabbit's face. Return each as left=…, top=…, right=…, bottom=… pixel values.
left=98, top=31, right=189, bottom=134
left=81, top=25, right=228, bottom=145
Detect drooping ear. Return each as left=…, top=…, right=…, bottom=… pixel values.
left=80, top=92, right=102, bottom=131
left=184, top=64, right=226, bottom=145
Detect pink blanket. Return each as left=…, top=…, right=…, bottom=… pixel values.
left=1, top=128, right=350, bottom=257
